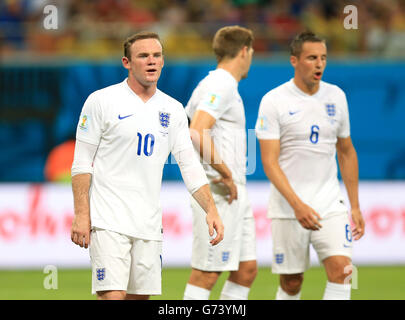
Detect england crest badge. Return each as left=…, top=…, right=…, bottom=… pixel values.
left=325, top=103, right=336, bottom=117
left=159, top=111, right=170, bottom=128
left=96, top=268, right=106, bottom=281
left=275, top=253, right=284, bottom=264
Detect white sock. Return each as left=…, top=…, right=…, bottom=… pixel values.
left=323, top=281, right=351, bottom=300
left=183, top=283, right=211, bottom=300
left=275, top=286, right=301, bottom=300
left=219, top=280, right=250, bottom=300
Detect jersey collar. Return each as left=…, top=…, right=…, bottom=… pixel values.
left=212, top=68, right=238, bottom=87
left=122, top=78, right=160, bottom=104
left=289, top=78, right=324, bottom=98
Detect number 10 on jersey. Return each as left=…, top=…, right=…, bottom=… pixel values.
left=310, top=125, right=319, bottom=144
left=137, top=132, right=155, bottom=156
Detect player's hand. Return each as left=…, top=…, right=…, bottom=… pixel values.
left=71, top=214, right=91, bottom=249
left=294, top=202, right=322, bottom=231
left=206, top=210, right=224, bottom=246
left=212, top=176, right=238, bottom=204
left=351, top=207, right=365, bottom=240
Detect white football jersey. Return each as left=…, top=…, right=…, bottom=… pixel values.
left=185, top=69, right=247, bottom=184
left=256, top=79, right=350, bottom=219
left=76, top=79, right=193, bottom=240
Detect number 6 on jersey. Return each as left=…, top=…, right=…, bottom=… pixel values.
left=310, top=125, right=319, bottom=144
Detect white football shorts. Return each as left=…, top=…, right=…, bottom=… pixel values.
left=190, top=183, right=257, bottom=271
left=271, top=212, right=353, bottom=274
left=89, top=227, right=162, bottom=295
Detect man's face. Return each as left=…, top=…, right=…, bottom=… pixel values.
left=291, top=41, right=327, bottom=88
left=123, top=38, right=164, bottom=86
left=241, top=46, right=254, bottom=80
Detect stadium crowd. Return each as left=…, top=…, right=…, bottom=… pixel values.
left=1, top=0, right=404, bottom=58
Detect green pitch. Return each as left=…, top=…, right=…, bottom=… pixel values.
left=0, top=266, right=403, bottom=300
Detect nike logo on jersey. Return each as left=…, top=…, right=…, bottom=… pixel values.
left=289, top=110, right=301, bottom=116
left=118, top=114, right=134, bottom=120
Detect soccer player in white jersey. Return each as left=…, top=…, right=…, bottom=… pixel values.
left=70, top=32, right=224, bottom=300
left=255, top=31, right=365, bottom=300
left=183, top=26, right=257, bottom=300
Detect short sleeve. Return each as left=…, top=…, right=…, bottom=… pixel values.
left=170, top=104, right=194, bottom=155
left=255, top=93, right=280, bottom=140
left=194, top=82, right=233, bottom=120
left=75, top=92, right=103, bottom=146
left=337, top=90, right=351, bottom=138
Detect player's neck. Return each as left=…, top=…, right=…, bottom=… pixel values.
left=293, top=77, right=320, bottom=95
left=217, top=62, right=242, bottom=83
left=127, top=76, right=157, bottom=103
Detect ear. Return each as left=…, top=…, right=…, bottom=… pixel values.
left=122, top=56, right=130, bottom=70
left=290, top=55, right=298, bottom=68
left=240, top=46, right=248, bottom=58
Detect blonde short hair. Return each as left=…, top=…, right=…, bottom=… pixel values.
left=212, top=26, right=254, bottom=63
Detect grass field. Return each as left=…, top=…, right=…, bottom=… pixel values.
left=0, top=266, right=404, bottom=300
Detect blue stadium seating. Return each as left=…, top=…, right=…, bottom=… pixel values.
left=0, top=61, right=404, bottom=181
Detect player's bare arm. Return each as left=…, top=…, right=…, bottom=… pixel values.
left=189, top=109, right=237, bottom=204
left=336, top=136, right=365, bottom=240
left=191, top=184, right=224, bottom=245
left=71, top=173, right=92, bottom=248
left=259, top=139, right=322, bottom=231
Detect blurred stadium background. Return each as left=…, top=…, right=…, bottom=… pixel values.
left=0, top=0, right=404, bottom=300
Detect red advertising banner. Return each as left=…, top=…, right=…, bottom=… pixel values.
left=0, top=182, right=404, bottom=268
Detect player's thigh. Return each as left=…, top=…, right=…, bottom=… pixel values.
left=97, top=290, right=126, bottom=300
left=271, top=219, right=311, bottom=274
left=89, top=227, right=132, bottom=295
left=311, top=212, right=353, bottom=263
left=323, top=255, right=352, bottom=283
left=190, top=192, right=241, bottom=272
left=239, top=185, right=257, bottom=263
left=125, top=294, right=150, bottom=300
left=188, top=268, right=222, bottom=290
left=126, top=238, right=162, bottom=295
left=228, top=260, right=257, bottom=287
